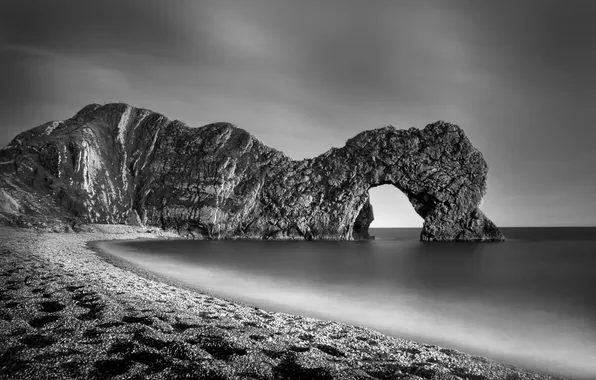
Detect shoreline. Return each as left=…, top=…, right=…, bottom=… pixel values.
left=0, top=225, right=567, bottom=380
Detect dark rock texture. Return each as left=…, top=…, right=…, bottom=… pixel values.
left=0, top=103, right=503, bottom=241
left=352, top=199, right=374, bottom=240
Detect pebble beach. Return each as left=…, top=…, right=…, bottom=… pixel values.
left=0, top=225, right=566, bottom=380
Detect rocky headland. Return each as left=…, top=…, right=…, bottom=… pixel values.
left=0, top=103, right=503, bottom=241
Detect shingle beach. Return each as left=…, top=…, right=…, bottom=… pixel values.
left=0, top=225, right=565, bottom=380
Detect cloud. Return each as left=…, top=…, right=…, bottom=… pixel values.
left=0, top=0, right=595, bottom=226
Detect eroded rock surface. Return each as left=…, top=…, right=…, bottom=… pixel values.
left=0, top=103, right=503, bottom=241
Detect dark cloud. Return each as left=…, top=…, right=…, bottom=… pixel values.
left=0, top=1, right=201, bottom=61
left=0, top=0, right=594, bottom=226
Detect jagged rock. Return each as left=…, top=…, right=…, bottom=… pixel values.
left=353, top=198, right=374, bottom=240
left=0, top=103, right=504, bottom=241
left=0, top=189, right=20, bottom=214
left=125, top=209, right=143, bottom=227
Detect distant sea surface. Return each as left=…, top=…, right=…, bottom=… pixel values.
left=102, top=227, right=596, bottom=379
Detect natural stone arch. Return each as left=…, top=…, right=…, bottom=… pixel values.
left=352, top=183, right=423, bottom=239
left=342, top=123, right=503, bottom=241
left=0, top=103, right=503, bottom=241
left=257, top=120, right=502, bottom=241
left=369, top=184, right=423, bottom=228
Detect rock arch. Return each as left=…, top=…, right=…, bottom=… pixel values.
left=257, top=121, right=503, bottom=241
left=343, top=123, right=503, bottom=241
left=352, top=184, right=423, bottom=239
left=0, top=103, right=503, bottom=241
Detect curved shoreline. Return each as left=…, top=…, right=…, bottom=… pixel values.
left=89, top=239, right=216, bottom=301
left=0, top=225, right=567, bottom=380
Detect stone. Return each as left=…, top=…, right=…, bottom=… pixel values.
left=125, top=209, right=143, bottom=227
left=0, top=103, right=504, bottom=241
left=353, top=198, right=374, bottom=240
left=0, top=189, right=20, bottom=214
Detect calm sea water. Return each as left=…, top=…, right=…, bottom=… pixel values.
left=102, top=227, right=596, bottom=379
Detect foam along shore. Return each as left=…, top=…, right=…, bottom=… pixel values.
left=0, top=224, right=566, bottom=380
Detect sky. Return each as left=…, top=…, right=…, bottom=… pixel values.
left=1, top=0, right=595, bottom=227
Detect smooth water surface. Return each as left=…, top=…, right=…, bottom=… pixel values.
left=101, top=227, right=596, bottom=379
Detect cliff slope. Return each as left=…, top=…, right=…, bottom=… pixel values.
left=0, top=103, right=504, bottom=241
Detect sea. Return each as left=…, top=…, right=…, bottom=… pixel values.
left=102, top=227, right=596, bottom=379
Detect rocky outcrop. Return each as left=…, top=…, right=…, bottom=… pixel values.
left=0, top=189, right=20, bottom=214
left=352, top=198, right=374, bottom=240
left=0, top=103, right=504, bottom=241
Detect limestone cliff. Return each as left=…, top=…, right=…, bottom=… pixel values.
left=0, top=103, right=504, bottom=241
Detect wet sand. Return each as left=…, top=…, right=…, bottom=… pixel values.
left=0, top=225, right=566, bottom=380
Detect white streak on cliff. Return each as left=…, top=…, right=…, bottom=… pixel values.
left=80, top=142, right=91, bottom=195
left=75, top=143, right=83, bottom=173
left=130, top=156, right=140, bottom=173
left=133, top=110, right=150, bottom=131
left=79, top=130, right=102, bottom=199
left=116, top=105, right=133, bottom=190
left=108, top=177, right=117, bottom=203
left=55, top=146, right=63, bottom=179
left=140, top=117, right=162, bottom=172
left=100, top=184, right=109, bottom=207
left=117, top=105, right=133, bottom=147
left=45, top=121, right=62, bottom=135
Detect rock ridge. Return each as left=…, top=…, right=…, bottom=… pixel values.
left=0, top=103, right=504, bottom=241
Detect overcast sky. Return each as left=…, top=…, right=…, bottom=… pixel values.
left=1, top=0, right=595, bottom=227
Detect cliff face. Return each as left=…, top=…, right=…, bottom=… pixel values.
left=0, top=103, right=504, bottom=241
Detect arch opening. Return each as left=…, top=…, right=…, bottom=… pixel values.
left=369, top=184, right=423, bottom=228
left=353, top=184, right=423, bottom=240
